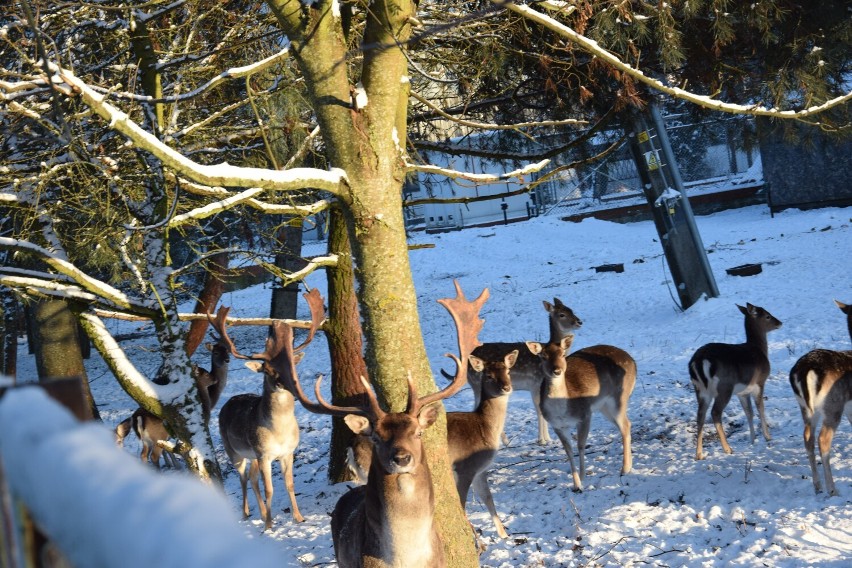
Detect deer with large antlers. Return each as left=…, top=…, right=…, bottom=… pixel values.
left=790, top=300, right=852, bottom=495
left=689, top=303, right=782, bottom=460
left=114, top=307, right=231, bottom=468
left=527, top=335, right=636, bottom=492
left=467, top=298, right=582, bottom=446
left=287, top=281, right=488, bottom=568
left=216, top=289, right=325, bottom=529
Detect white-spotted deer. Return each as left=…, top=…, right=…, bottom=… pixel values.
left=527, top=335, right=636, bottom=492
left=216, top=289, right=325, bottom=529
left=447, top=349, right=517, bottom=540
left=689, top=303, right=782, bottom=460
left=467, top=298, right=582, bottom=446
left=288, top=281, right=488, bottom=568
left=789, top=300, right=852, bottom=495
left=113, top=307, right=230, bottom=468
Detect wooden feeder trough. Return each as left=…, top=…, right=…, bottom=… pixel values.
left=726, top=263, right=763, bottom=277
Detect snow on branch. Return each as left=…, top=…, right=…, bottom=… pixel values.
left=504, top=2, right=852, bottom=118
left=407, top=159, right=550, bottom=182
left=92, top=309, right=325, bottom=331
left=0, top=237, right=149, bottom=314
left=50, top=67, right=348, bottom=195
left=170, top=184, right=333, bottom=227
left=410, top=91, right=588, bottom=130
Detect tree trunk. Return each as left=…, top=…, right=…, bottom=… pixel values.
left=325, top=206, right=369, bottom=482
left=30, top=298, right=100, bottom=420
left=1, top=288, right=18, bottom=380
left=269, top=217, right=305, bottom=321
left=266, top=1, right=478, bottom=564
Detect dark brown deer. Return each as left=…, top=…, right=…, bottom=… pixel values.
left=467, top=297, right=582, bottom=446
left=789, top=300, right=852, bottom=495
left=113, top=307, right=230, bottom=467
left=216, top=289, right=325, bottom=529
left=527, top=335, right=636, bottom=492
left=288, top=281, right=488, bottom=568
left=688, top=303, right=782, bottom=460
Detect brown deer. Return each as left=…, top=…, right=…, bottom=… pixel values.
left=527, top=335, right=636, bottom=492
left=216, top=289, right=325, bottom=529
left=789, top=300, right=852, bottom=495
left=113, top=307, right=231, bottom=467
left=467, top=297, right=582, bottom=446
left=688, top=303, right=782, bottom=460
left=447, top=349, right=517, bottom=539
left=115, top=407, right=178, bottom=469
left=288, top=281, right=488, bottom=568
left=351, top=348, right=518, bottom=539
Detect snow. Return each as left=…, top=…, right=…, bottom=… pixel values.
left=4, top=203, right=852, bottom=566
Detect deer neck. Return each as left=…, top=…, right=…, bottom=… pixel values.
left=548, top=317, right=570, bottom=344
left=364, top=454, right=437, bottom=566
left=259, top=381, right=295, bottom=422
left=477, top=394, right=510, bottom=444
left=744, top=319, right=770, bottom=356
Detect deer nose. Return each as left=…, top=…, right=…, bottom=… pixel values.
left=393, top=452, right=412, bottom=467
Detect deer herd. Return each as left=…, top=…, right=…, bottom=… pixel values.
left=114, top=282, right=852, bottom=566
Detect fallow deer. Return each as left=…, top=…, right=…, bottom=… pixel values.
left=447, top=349, right=517, bottom=540
left=288, top=281, right=488, bottom=568
left=467, top=297, right=582, bottom=446
left=688, top=303, right=782, bottom=460
left=527, top=335, right=636, bottom=492
left=350, top=348, right=519, bottom=539
left=789, top=300, right=852, bottom=495
left=216, top=289, right=325, bottom=529
left=113, top=307, right=231, bottom=468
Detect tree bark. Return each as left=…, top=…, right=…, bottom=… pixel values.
left=269, top=218, right=305, bottom=321
left=1, top=288, right=18, bottom=380
left=29, top=298, right=100, bottom=420
left=325, top=205, right=369, bottom=482
left=266, top=1, right=478, bottom=564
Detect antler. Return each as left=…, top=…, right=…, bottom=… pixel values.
left=206, top=305, right=259, bottom=361
left=414, top=280, right=489, bottom=412
left=295, top=287, right=326, bottom=351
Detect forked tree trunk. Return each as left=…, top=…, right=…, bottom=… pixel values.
left=267, top=1, right=478, bottom=564
left=30, top=298, right=100, bottom=420
left=325, top=206, right=369, bottom=482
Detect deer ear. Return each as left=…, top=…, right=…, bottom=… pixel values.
left=736, top=304, right=748, bottom=315
left=205, top=342, right=213, bottom=352
left=505, top=350, right=519, bottom=369
left=561, top=334, right=574, bottom=351
left=526, top=341, right=542, bottom=355
left=468, top=355, right=485, bottom=373
left=294, top=351, right=306, bottom=364
left=543, top=300, right=553, bottom=312
left=344, top=414, right=372, bottom=436
left=417, top=404, right=439, bottom=429
left=245, top=361, right=263, bottom=373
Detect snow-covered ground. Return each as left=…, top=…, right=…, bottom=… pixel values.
left=7, top=203, right=852, bottom=567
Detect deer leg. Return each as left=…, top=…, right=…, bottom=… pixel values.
left=279, top=454, right=304, bottom=523
left=603, top=403, right=632, bottom=475
left=738, top=394, right=756, bottom=444
left=255, top=459, right=274, bottom=529
left=531, top=389, right=551, bottom=446
left=576, top=413, right=591, bottom=485
left=234, top=458, right=251, bottom=518
left=756, top=386, right=771, bottom=442
left=150, top=445, right=165, bottom=469
left=553, top=427, right=582, bottom=492
left=454, top=467, right=475, bottom=508
left=694, top=389, right=710, bottom=460
left=801, top=407, right=821, bottom=494
left=472, top=472, right=508, bottom=539
left=819, top=410, right=843, bottom=497
left=711, top=387, right=735, bottom=455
